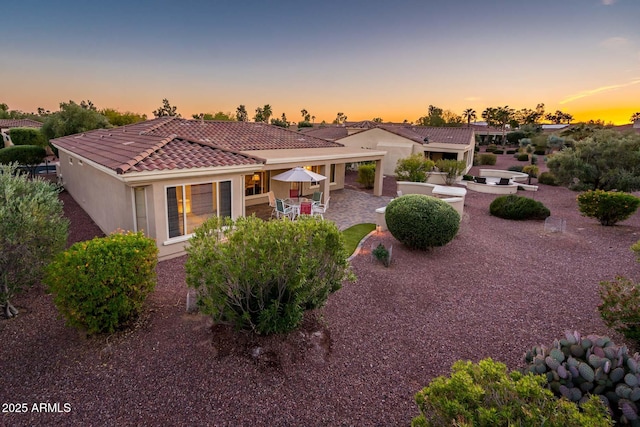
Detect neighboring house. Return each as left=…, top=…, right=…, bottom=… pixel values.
left=52, top=117, right=386, bottom=260
left=0, top=118, right=43, bottom=147
left=328, top=121, right=475, bottom=177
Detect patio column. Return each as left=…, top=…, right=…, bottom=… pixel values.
left=320, top=163, right=330, bottom=202
left=373, top=159, right=383, bottom=196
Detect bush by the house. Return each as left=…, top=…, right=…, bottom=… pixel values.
left=413, top=358, right=611, bottom=427
left=385, top=194, right=459, bottom=250
left=45, top=231, right=158, bottom=335
left=395, top=154, right=434, bottom=183
left=577, top=190, right=640, bottom=226
left=356, top=163, right=376, bottom=189
left=434, top=159, right=466, bottom=186
left=0, top=164, right=68, bottom=318
left=8, top=127, right=47, bottom=147
left=538, top=171, right=558, bottom=186
left=524, top=331, right=638, bottom=425
left=598, top=241, right=640, bottom=342
left=0, top=145, right=47, bottom=170
left=477, top=153, right=497, bottom=165
left=186, top=216, right=352, bottom=335
left=490, top=195, right=550, bottom=220
left=517, top=153, right=530, bottom=161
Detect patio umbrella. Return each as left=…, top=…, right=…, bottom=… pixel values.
left=272, top=167, right=326, bottom=200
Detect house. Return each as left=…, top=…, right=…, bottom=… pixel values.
left=0, top=118, right=43, bottom=147
left=52, top=117, right=386, bottom=260
left=316, top=121, right=475, bottom=177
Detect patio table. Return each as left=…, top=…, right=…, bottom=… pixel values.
left=284, top=198, right=310, bottom=219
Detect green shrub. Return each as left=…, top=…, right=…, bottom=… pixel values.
left=534, top=148, right=547, bottom=155
left=538, top=171, right=558, bottom=186
left=523, top=331, right=637, bottom=425
left=477, top=153, right=497, bottom=165
left=0, top=145, right=47, bottom=169
left=356, top=163, right=376, bottom=189
left=395, top=154, right=434, bottom=183
left=530, top=154, right=538, bottom=165
left=517, top=153, right=530, bottom=161
left=486, top=144, right=498, bottom=152
left=506, top=149, right=517, bottom=154
left=186, top=216, right=352, bottom=335
left=490, top=195, right=550, bottom=220
left=297, top=121, right=313, bottom=128
left=434, top=159, right=466, bottom=185
left=372, top=243, right=390, bottom=267
left=385, top=195, right=459, bottom=250
left=577, top=190, right=640, bottom=226
left=522, top=164, right=539, bottom=179
left=8, top=127, right=46, bottom=147
left=45, top=231, right=158, bottom=335
left=507, top=165, right=524, bottom=172
left=413, top=358, right=612, bottom=427
left=462, top=174, right=474, bottom=181
left=493, top=149, right=504, bottom=154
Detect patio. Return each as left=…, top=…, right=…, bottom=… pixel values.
left=246, top=189, right=393, bottom=230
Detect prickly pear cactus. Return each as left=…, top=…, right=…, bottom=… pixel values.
left=524, top=331, right=640, bottom=425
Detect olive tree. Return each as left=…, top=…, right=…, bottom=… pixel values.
left=0, top=164, right=68, bottom=318
left=395, top=154, right=435, bottom=182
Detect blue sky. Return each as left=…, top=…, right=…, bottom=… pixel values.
left=2, top=0, right=639, bottom=123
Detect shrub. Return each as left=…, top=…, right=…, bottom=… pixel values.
left=485, top=144, right=497, bottom=152
left=517, top=153, right=530, bottom=161
left=395, top=154, right=434, bottom=183
left=534, top=148, right=547, bottom=155
left=413, top=358, right=611, bottom=427
left=434, top=159, right=466, bottom=185
left=538, top=171, right=558, bottom=186
left=507, top=165, right=524, bottom=172
left=8, top=127, right=46, bottom=147
left=522, top=164, right=539, bottom=181
left=477, top=153, right=497, bottom=165
left=186, top=216, right=352, bottom=335
left=530, top=154, right=538, bottom=165
left=507, top=130, right=528, bottom=144
left=45, top=231, right=158, bottom=334
left=385, top=195, right=459, bottom=250
left=490, top=195, right=550, bottom=220
left=577, top=190, right=640, bottom=226
left=372, top=243, right=390, bottom=267
left=493, top=149, right=504, bottom=154
left=0, top=164, right=68, bottom=318
left=297, top=120, right=313, bottom=128
left=506, top=149, right=517, bottom=154
left=462, top=174, right=474, bottom=181
left=0, top=145, right=47, bottom=171
left=356, top=163, right=376, bottom=189
left=523, top=331, right=638, bottom=425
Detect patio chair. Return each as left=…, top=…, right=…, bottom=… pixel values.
left=289, top=188, right=299, bottom=199
left=312, top=196, right=330, bottom=219
left=267, top=191, right=277, bottom=217
left=474, top=177, right=487, bottom=184
left=299, top=201, right=312, bottom=216
left=497, top=177, right=511, bottom=185
left=275, top=198, right=293, bottom=220
left=311, top=191, right=322, bottom=206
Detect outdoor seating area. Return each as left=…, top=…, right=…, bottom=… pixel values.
left=465, top=169, right=538, bottom=194
left=272, top=194, right=327, bottom=220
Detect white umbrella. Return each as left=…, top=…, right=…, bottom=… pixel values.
left=272, top=167, right=326, bottom=199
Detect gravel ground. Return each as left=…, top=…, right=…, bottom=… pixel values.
left=2, top=158, right=640, bottom=426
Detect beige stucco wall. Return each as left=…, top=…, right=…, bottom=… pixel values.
left=339, top=128, right=415, bottom=176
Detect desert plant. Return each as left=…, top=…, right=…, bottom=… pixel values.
left=477, top=153, right=497, bottom=165
left=434, top=159, right=466, bottom=185
left=577, top=190, right=640, bottom=226
left=490, top=195, right=550, bottom=220
left=493, top=149, right=504, bottom=154
left=372, top=243, right=390, bottom=267
left=414, top=358, right=611, bottom=427
left=507, top=165, right=524, bottom=173
left=385, top=195, right=459, bottom=250
left=356, top=163, right=376, bottom=189
left=523, top=331, right=639, bottom=425
left=538, top=171, right=559, bottom=186
left=517, top=153, right=530, bottom=161
left=522, top=165, right=539, bottom=184
left=530, top=154, right=538, bottom=165
left=486, top=144, right=498, bottom=152
left=0, top=164, right=68, bottom=318
left=45, top=231, right=158, bottom=334
left=506, top=149, right=517, bottom=154
left=186, top=216, right=353, bottom=335
left=395, top=154, right=434, bottom=183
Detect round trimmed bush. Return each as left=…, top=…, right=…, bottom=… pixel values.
left=385, top=194, right=460, bottom=250
left=538, top=171, right=558, bottom=186
left=577, top=190, right=640, bottom=226
left=490, top=195, right=551, bottom=220
left=517, top=153, right=530, bottom=161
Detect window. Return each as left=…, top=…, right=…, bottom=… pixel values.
left=244, top=171, right=269, bottom=196
left=166, top=181, right=231, bottom=239
left=309, top=165, right=335, bottom=185
left=134, top=187, right=148, bottom=233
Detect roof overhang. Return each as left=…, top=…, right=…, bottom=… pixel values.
left=240, top=146, right=387, bottom=169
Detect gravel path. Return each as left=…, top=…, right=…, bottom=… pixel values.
left=2, top=159, right=640, bottom=426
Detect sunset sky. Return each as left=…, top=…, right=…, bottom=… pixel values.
left=2, top=0, right=639, bottom=124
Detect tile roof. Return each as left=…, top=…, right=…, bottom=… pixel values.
left=336, top=123, right=474, bottom=145
left=52, top=117, right=345, bottom=175
left=300, top=126, right=349, bottom=140
left=0, top=119, right=43, bottom=128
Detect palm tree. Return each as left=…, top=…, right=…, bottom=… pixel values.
left=262, top=104, right=272, bottom=123
left=462, top=108, right=477, bottom=127
left=631, top=112, right=640, bottom=123
left=311, top=115, right=315, bottom=124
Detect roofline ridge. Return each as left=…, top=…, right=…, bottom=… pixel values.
left=116, top=134, right=177, bottom=174
left=177, top=137, right=265, bottom=164
left=138, top=116, right=179, bottom=136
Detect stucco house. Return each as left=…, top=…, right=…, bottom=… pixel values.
left=313, top=121, right=475, bottom=177
left=52, top=117, right=386, bottom=260
left=0, top=118, right=43, bottom=147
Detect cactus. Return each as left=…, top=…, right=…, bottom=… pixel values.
left=523, top=331, right=640, bottom=425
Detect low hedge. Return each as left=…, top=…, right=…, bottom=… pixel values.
left=490, top=195, right=551, bottom=220
left=516, top=153, right=530, bottom=161
left=477, top=153, right=497, bottom=165
left=538, top=171, right=558, bottom=186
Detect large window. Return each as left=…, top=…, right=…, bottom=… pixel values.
left=244, top=171, right=269, bottom=196
left=309, top=165, right=336, bottom=184
left=166, top=181, right=231, bottom=239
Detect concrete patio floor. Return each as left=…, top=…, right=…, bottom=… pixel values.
left=246, top=189, right=393, bottom=230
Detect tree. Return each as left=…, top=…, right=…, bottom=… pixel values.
left=152, top=98, right=180, bottom=118
left=0, top=164, right=68, bottom=318
left=416, top=105, right=445, bottom=127
left=101, top=108, right=147, bottom=126
left=631, top=112, right=640, bottom=123
left=547, top=130, right=640, bottom=191
left=372, top=117, right=383, bottom=123
left=236, top=105, right=248, bottom=122
left=253, top=104, right=272, bottom=123
left=483, top=106, right=513, bottom=144
left=41, top=100, right=110, bottom=142
left=191, top=112, right=235, bottom=121
left=333, top=112, right=347, bottom=124
left=270, top=113, right=290, bottom=128
left=394, top=154, right=435, bottom=182
left=442, top=110, right=463, bottom=126
left=462, top=108, right=477, bottom=127
left=545, top=110, right=573, bottom=124
left=311, top=115, right=316, bottom=123
left=300, top=108, right=311, bottom=122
